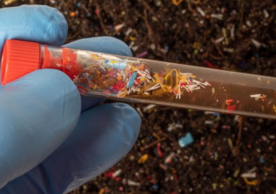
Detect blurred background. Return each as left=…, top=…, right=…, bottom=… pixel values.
left=1, top=0, right=276, bottom=193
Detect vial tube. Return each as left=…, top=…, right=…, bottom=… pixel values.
left=2, top=40, right=276, bottom=119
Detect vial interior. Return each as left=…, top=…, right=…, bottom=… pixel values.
left=45, top=46, right=276, bottom=119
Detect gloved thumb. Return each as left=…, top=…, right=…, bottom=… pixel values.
left=0, top=69, right=81, bottom=188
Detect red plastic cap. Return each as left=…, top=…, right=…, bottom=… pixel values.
left=1, top=40, right=40, bottom=85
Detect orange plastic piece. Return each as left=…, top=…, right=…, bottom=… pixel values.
left=172, top=0, right=183, bottom=5
left=243, top=178, right=258, bottom=186
left=138, top=154, right=149, bottom=163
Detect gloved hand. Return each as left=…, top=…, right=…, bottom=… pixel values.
left=0, top=5, right=141, bottom=194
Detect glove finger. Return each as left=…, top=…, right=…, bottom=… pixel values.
left=0, top=5, right=68, bottom=63
left=63, top=37, right=133, bottom=112
left=0, top=69, right=81, bottom=189
left=0, top=103, right=140, bottom=194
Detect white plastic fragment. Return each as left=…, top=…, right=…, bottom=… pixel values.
left=189, top=156, right=194, bottom=162
left=136, top=107, right=144, bottom=117
left=143, top=104, right=156, bottom=112
left=150, top=44, right=156, bottom=50
left=152, top=16, right=158, bottom=21
left=115, top=23, right=125, bottom=31
left=112, top=169, right=122, bottom=178
left=246, top=21, right=252, bottom=27
left=122, top=179, right=140, bottom=186
left=263, top=9, right=269, bottom=18
left=251, top=39, right=261, bottom=48
left=196, top=7, right=206, bottom=17
left=128, top=87, right=140, bottom=94
left=187, top=85, right=200, bottom=91
left=132, top=45, right=139, bottom=52
left=192, top=79, right=211, bottom=87
left=210, top=14, right=223, bottom=20
left=165, top=152, right=175, bottom=163
left=146, top=83, right=161, bottom=92
left=101, top=54, right=121, bottom=60
left=129, top=41, right=134, bottom=48
left=205, top=120, right=214, bottom=125
left=241, top=172, right=256, bottom=178
left=248, top=167, right=257, bottom=173
left=136, top=70, right=154, bottom=80
left=125, top=28, right=133, bottom=36
left=156, top=0, right=162, bottom=6
left=167, top=123, right=183, bottom=132
left=250, top=94, right=261, bottom=98
left=234, top=115, right=240, bottom=123
left=262, top=135, right=268, bottom=142
left=223, top=48, right=234, bottom=53
left=215, top=37, right=225, bottom=44
left=176, top=83, right=181, bottom=99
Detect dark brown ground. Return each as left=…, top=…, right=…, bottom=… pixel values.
left=1, top=0, right=276, bottom=193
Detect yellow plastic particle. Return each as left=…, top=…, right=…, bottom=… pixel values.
left=138, top=154, right=149, bottom=163
left=243, top=178, right=258, bottom=186
left=91, top=54, right=99, bottom=59
left=99, top=188, right=105, bottom=194
left=4, top=0, right=18, bottom=5
left=164, top=69, right=180, bottom=88
left=129, top=36, right=135, bottom=41
left=273, top=105, right=276, bottom=113
left=129, top=63, right=136, bottom=72
left=172, top=0, right=183, bottom=5
left=152, top=132, right=161, bottom=140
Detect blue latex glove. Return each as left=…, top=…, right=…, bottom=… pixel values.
left=0, top=5, right=141, bottom=194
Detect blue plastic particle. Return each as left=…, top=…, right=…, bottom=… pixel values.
left=259, top=157, right=265, bottom=163
left=105, top=60, right=127, bottom=70
left=213, top=112, right=220, bottom=116
left=128, top=72, right=137, bottom=88
left=77, top=2, right=81, bottom=7
left=178, top=133, right=194, bottom=148
left=152, top=185, right=159, bottom=189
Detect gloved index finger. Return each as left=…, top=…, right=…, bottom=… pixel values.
left=0, top=5, right=68, bottom=64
